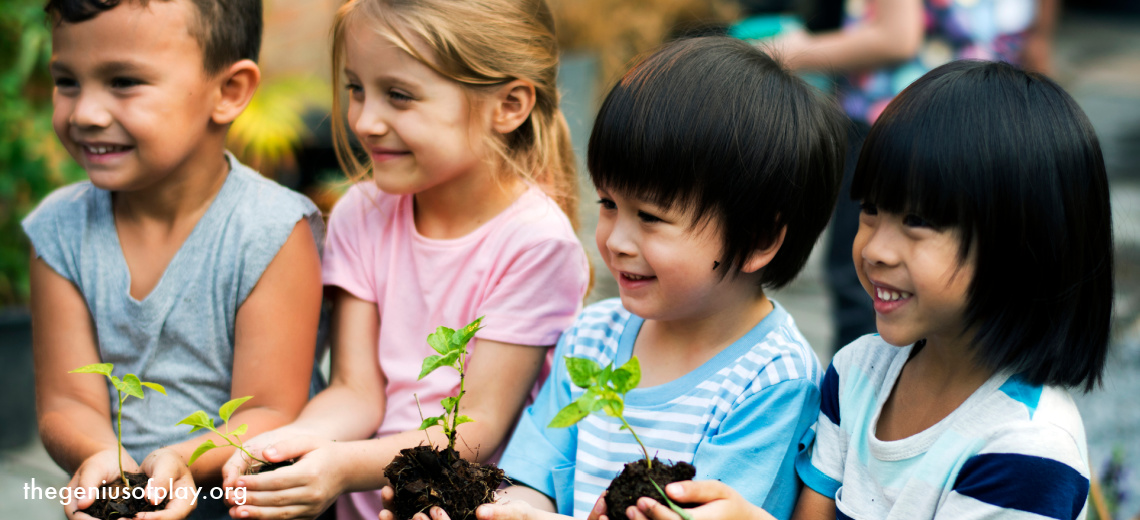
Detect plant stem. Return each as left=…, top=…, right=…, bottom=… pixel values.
left=449, top=350, right=468, bottom=452
left=117, top=391, right=129, bottom=488
left=618, top=416, right=652, bottom=469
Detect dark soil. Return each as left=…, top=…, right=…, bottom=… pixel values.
left=604, top=458, right=696, bottom=520
left=383, top=444, right=504, bottom=520
left=77, top=471, right=169, bottom=520
left=249, top=458, right=295, bottom=474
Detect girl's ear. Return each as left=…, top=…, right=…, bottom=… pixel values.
left=742, top=225, right=787, bottom=274
left=490, top=79, right=536, bottom=135
left=211, top=59, right=261, bottom=125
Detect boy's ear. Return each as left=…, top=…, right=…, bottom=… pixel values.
left=490, top=79, right=536, bottom=135
left=211, top=59, right=261, bottom=125
left=741, top=225, right=787, bottom=274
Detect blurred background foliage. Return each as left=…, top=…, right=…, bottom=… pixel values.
left=0, top=1, right=86, bottom=307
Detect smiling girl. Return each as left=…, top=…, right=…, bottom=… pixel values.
left=218, top=1, right=589, bottom=519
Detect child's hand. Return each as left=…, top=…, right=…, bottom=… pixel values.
left=586, top=491, right=609, bottom=520
left=64, top=447, right=141, bottom=518
left=220, top=425, right=309, bottom=490
left=137, top=447, right=197, bottom=519
left=378, top=485, right=559, bottom=520
left=625, top=481, right=777, bottom=520
left=226, top=435, right=345, bottom=519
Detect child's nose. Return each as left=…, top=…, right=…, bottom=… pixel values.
left=353, top=102, right=390, bottom=139
left=603, top=218, right=638, bottom=257
left=857, top=225, right=900, bottom=267
left=70, top=92, right=113, bottom=129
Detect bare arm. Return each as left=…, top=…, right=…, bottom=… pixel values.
left=164, top=220, right=322, bottom=485
left=774, top=0, right=924, bottom=72
left=30, top=249, right=120, bottom=473
left=792, top=486, right=836, bottom=520
left=1021, top=0, right=1059, bottom=75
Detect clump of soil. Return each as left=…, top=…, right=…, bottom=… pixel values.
left=78, top=471, right=169, bottom=520
left=384, top=444, right=504, bottom=520
left=604, top=458, right=696, bottom=520
left=249, top=458, right=295, bottom=474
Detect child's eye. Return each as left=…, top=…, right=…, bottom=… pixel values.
left=859, top=202, right=878, bottom=215
left=345, top=83, right=363, bottom=96
left=903, top=214, right=934, bottom=228
left=637, top=211, right=662, bottom=224
left=596, top=198, right=616, bottom=211
left=388, top=90, right=413, bottom=103
left=110, top=77, right=142, bottom=89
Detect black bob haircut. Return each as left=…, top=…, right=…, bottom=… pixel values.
left=45, top=0, right=262, bottom=75
left=851, top=60, right=1113, bottom=391
left=588, top=37, right=847, bottom=289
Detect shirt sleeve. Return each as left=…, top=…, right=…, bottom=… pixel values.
left=796, top=362, right=845, bottom=499
left=497, top=326, right=582, bottom=513
left=693, top=377, right=821, bottom=520
left=934, top=425, right=1090, bottom=520
left=21, top=184, right=86, bottom=285
left=321, top=186, right=377, bottom=302
left=476, top=238, right=589, bottom=347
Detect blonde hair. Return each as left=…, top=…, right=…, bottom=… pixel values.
left=330, top=0, right=579, bottom=229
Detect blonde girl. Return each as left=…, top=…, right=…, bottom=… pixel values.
left=220, top=1, right=590, bottom=519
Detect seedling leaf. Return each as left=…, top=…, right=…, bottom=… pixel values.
left=548, top=402, right=589, bottom=428
left=427, top=330, right=450, bottom=355
left=452, top=318, right=483, bottom=349
left=602, top=398, right=623, bottom=418
left=140, top=382, right=167, bottom=395
left=441, top=396, right=459, bottom=413
left=69, top=363, right=113, bottom=377
left=121, top=374, right=144, bottom=399
left=419, top=415, right=445, bottom=431
left=110, top=376, right=126, bottom=394
left=188, top=440, right=217, bottom=466
left=612, top=358, right=641, bottom=394
left=177, top=411, right=215, bottom=433
left=418, top=354, right=450, bottom=380
left=231, top=423, right=248, bottom=437
left=565, top=357, right=601, bottom=388
left=455, top=415, right=473, bottom=426
left=219, top=396, right=253, bottom=423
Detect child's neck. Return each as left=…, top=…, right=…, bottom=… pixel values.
left=413, top=171, right=526, bottom=240
left=876, top=333, right=994, bottom=442
left=112, top=150, right=230, bottom=224
left=634, top=292, right=774, bottom=388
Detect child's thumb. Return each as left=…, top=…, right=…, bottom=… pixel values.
left=262, top=435, right=318, bottom=462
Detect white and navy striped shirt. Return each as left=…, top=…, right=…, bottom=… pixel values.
left=798, top=334, right=1091, bottom=520
left=499, top=299, right=822, bottom=519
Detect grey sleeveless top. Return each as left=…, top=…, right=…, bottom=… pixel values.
left=23, top=154, right=324, bottom=519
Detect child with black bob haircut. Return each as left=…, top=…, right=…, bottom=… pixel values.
left=622, top=60, right=1111, bottom=520
left=465, top=36, right=847, bottom=520
left=28, top=0, right=322, bottom=519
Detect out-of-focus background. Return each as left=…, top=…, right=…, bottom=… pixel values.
left=2, top=0, right=1137, bottom=517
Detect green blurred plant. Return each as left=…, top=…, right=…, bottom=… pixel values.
left=227, top=76, right=329, bottom=177
left=1, top=1, right=87, bottom=307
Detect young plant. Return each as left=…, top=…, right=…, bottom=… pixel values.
left=177, top=396, right=268, bottom=467
left=548, top=356, right=693, bottom=520
left=416, top=316, right=483, bottom=452
left=69, top=363, right=167, bottom=488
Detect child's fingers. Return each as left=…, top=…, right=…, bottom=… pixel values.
left=428, top=506, right=451, bottom=520
left=634, top=497, right=684, bottom=520
left=663, top=480, right=732, bottom=505
left=586, top=491, right=608, bottom=520
left=262, top=435, right=322, bottom=463
left=228, top=503, right=311, bottom=519
left=233, top=465, right=312, bottom=493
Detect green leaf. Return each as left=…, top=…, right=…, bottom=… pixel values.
left=427, top=329, right=451, bottom=355
left=69, top=363, right=113, bottom=377
left=110, top=376, right=126, bottom=394
left=177, top=411, right=215, bottom=433
left=219, top=396, right=253, bottom=423
left=140, top=382, right=166, bottom=396
left=548, top=402, right=589, bottom=428
left=599, top=365, right=614, bottom=387
left=441, top=396, right=459, bottom=413
left=612, top=357, right=641, bottom=394
left=565, top=357, right=601, bottom=388
left=577, top=388, right=606, bottom=415
left=451, top=317, right=483, bottom=350
left=231, top=423, right=248, bottom=437
left=418, top=415, right=445, bottom=431
left=121, top=374, right=144, bottom=399
left=417, top=354, right=444, bottom=380
left=648, top=479, right=694, bottom=520
left=455, top=415, right=474, bottom=426
left=602, top=398, right=624, bottom=418
left=187, top=440, right=218, bottom=466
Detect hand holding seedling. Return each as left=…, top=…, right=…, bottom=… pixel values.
left=178, top=396, right=267, bottom=468
left=69, top=363, right=166, bottom=488
left=621, top=480, right=778, bottom=520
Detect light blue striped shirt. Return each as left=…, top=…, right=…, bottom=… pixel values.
left=499, top=299, right=822, bottom=519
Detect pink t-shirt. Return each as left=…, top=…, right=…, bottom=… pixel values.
left=322, top=182, right=589, bottom=520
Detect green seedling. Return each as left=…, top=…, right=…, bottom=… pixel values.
left=69, top=363, right=167, bottom=488
left=548, top=356, right=693, bottom=520
left=416, top=316, right=483, bottom=452
left=177, top=396, right=268, bottom=467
